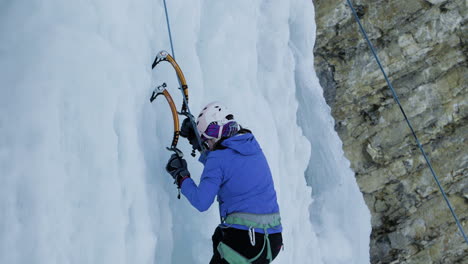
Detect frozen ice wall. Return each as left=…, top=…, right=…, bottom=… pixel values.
left=0, top=0, right=370, bottom=263
left=291, top=4, right=372, bottom=263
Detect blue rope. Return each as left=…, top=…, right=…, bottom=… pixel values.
left=163, top=0, right=175, bottom=59
left=346, top=0, right=468, bottom=244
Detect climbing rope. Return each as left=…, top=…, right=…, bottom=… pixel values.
left=162, top=0, right=175, bottom=59
left=346, top=0, right=468, bottom=244
left=160, top=0, right=206, bottom=154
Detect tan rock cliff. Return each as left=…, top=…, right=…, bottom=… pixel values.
left=313, top=0, right=467, bottom=263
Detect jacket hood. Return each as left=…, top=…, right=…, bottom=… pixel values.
left=221, top=133, right=260, bottom=156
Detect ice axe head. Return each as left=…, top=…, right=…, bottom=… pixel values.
left=167, top=147, right=183, bottom=158
left=150, top=83, right=167, bottom=102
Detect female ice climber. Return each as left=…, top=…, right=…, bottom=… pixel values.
left=165, top=102, right=283, bottom=264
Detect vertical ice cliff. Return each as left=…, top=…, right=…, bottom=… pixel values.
left=0, top=0, right=370, bottom=263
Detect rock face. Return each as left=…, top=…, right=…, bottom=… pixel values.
left=313, top=0, right=467, bottom=263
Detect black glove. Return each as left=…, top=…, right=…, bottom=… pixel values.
left=166, top=154, right=190, bottom=187
left=180, top=117, right=201, bottom=151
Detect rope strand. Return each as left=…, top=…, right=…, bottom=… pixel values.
left=161, top=0, right=206, bottom=156
left=163, top=0, right=175, bottom=59
left=346, top=0, right=468, bottom=244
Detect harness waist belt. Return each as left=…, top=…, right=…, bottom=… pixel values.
left=224, top=212, right=281, bottom=229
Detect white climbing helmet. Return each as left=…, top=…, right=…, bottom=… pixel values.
left=196, top=101, right=238, bottom=141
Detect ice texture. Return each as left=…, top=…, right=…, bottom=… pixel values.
left=0, top=0, right=370, bottom=263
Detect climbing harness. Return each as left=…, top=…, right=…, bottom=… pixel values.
left=346, top=0, right=468, bottom=244
left=217, top=213, right=281, bottom=263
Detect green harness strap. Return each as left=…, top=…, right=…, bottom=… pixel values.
left=217, top=213, right=281, bottom=264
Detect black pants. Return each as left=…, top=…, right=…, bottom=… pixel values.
left=209, top=227, right=283, bottom=264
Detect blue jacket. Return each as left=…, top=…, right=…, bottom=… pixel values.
left=181, top=133, right=282, bottom=233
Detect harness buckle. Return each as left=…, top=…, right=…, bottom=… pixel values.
left=248, top=227, right=256, bottom=246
